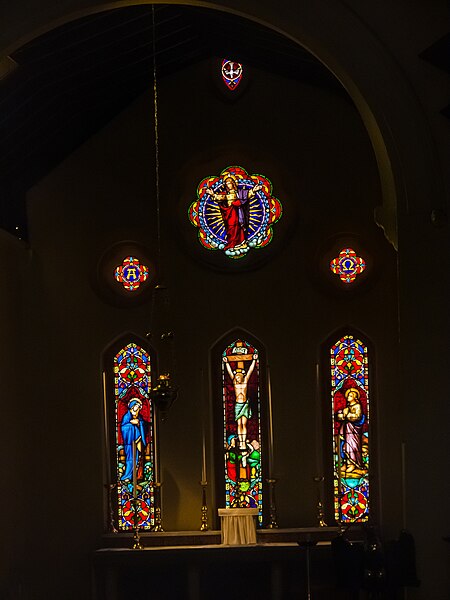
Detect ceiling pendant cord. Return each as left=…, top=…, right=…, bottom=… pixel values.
left=150, top=5, right=177, bottom=384
left=152, top=4, right=162, bottom=276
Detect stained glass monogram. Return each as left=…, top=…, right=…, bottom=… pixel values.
left=115, top=343, right=155, bottom=530
left=222, top=339, right=263, bottom=522
left=189, top=165, right=282, bottom=259
left=330, top=248, right=366, bottom=283
left=331, top=335, right=370, bottom=523
left=221, top=59, right=243, bottom=90
left=115, top=256, right=149, bottom=291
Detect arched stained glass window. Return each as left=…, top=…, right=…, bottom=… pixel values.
left=114, top=342, right=155, bottom=530
left=222, top=339, right=263, bottom=523
left=330, top=334, right=370, bottom=523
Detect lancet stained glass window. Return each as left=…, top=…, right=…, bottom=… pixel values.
left=222, top=339, right=263, bottom=522
left=331, top=335, right=370, bottom=523
left=189, top=165, right=282, bottom=259
left=114, top=343, right=155, bottom=530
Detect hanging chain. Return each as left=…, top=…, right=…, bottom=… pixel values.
left=152, top=5, right=162, bottom=272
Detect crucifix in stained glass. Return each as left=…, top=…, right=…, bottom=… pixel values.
left=222, top=339, right=263, bottom=523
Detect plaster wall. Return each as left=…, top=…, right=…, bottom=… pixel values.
left=10, top=57, right=401, bottom=598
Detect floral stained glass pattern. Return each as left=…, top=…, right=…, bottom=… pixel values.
left=331, top=335, right=370, bottom=523
left=115, top=343, right=155, bottom=530
left=189, top=165, right=282, bottom=259
left=221, top=59, right=243, bottom=90
left=222, top=339, right=263, bottom=523
left=330, top=248, right=366, bottom=283
left=114, top=256, right=149, bottom=291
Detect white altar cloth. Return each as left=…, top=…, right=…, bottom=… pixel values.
left=217, top=508, right=259, bottom=545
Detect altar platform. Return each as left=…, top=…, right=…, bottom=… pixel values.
left=93, top=527, right=364, bottom=600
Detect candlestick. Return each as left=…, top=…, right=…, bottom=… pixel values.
left=265, top=478, right=279, bottom=528
left=153, top=407, right=159, bottom=485
left=200, top=481, right=209, bottom=531
left=132, top=440, right=143, bottom=549
left=313, top=476, right=327, bottom=527
left=267, top=363, right=274, bottom=478
left=337, top=435, right=343, bottom=529
left=102, top=371, right=111, bottom=480
left=132, top=440, right=137, bottom=498
left=201, top=431, right=207, bottom=484
left=401, top=441, right=406, bottom=530
left=152, top=482, right=164, bottom=532
left=315, top=363, right=321, bottom=475
left=200, top=368, right=207, bottom=484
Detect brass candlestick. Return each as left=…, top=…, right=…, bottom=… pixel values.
left=132, top=502, right=143, bottom=550
left=152, top=482, right=164, bottom=532
left=132, top=440, right=143, bottom=549
left=313, top=475, right=327, bottom=527
left=200, top=481, right=209, bottom=531
left=266, top=478, right=279, bottom=528
left=105, top=483, right=118, bottom=533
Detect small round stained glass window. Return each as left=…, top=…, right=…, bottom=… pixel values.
left=330, top=248, right=366, bottom=283
left=114, top=256, right=149, bottom=291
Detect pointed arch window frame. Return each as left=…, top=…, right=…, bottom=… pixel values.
left=210, top=328, right=270, bottom=528
left=102, top=333, right=158, bottom=532
left=321, top=328, right=378, bottom=525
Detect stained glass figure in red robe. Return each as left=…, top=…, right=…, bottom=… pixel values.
left=189, top=165, right=282, bottom=259
left=205, top=175, right=262, bottom=251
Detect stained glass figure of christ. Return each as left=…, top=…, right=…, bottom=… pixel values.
left=331, top=335, right=370, bottom=523
left=222, top=340, right=263, bottom=523
left=189, top=165, right=282, bottom=259
left=114, top=343, right=155, bottom=530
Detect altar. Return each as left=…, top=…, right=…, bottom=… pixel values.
left=217, top=507, right=259, bottom=545
left=92, top=527, right=347, bottom=600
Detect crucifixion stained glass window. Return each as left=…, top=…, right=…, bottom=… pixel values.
left=331, top=335, right=370, bottom=523
left=114, top=342, right=155, bottom=530
left=222, top=339, right=263, bottom=523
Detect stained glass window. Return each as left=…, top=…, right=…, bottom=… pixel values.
left=222, top=339, right=263, bottom=523
left=114, top=256, right=149, bottom=291
left=221, top=59, right=243, bottom=90
left=330, top=335, right=370, bottom=523
left=189, top=165, right=282, bottom=259
left=114, top=342, right=155, bottom=530
left=330, top=248, right=366, bottom=283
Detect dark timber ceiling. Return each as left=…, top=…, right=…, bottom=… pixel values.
left=0, top=4, right=346, bottom=239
